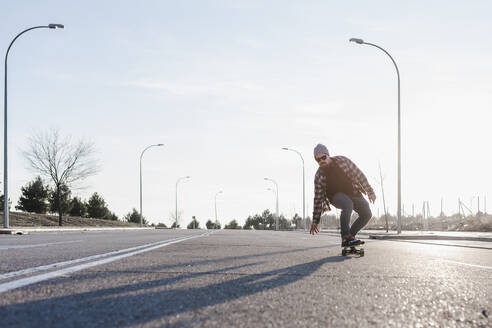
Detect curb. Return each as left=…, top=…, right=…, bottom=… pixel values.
left=368, top=235, right=492, bottom=242
left=0, top=229, right=28, bottom=235
left=0, top=227, right=155, bottom=235
left=319, top=230, right=492, bottom=242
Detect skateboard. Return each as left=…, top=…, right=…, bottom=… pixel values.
left=342, top=240, right=365, bottom=257
left=342, top=245, right=365, bottom=256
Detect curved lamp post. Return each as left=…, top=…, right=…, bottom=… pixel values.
left=282, top=147, right=305, bottom=231
left=139, top=143, right=164, bottom=227
left=214, top=191, right=223, bottom=229
left=175, top=176, right=190, bottom=228
left=3, top=24, right=64, bottom=228
left=349, top=37, right=402, bottom=234
left=264, top=177, right=279, bottom=230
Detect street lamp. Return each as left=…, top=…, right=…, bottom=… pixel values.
left=282, top=147, right=305, bottom=231
left=264, top=177, right=279, bottom=230
left=175, top=176, right=190, bottom=228
left=139, top=143, right=164, bottom=227
left=349, top=37, right=402, bottom=234
left=3, top=24, right=64, bottom=228
left=214, top=191, right=223, bottom=229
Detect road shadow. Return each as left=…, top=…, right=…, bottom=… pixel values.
left=53, top=244, right=338, bottom=282
left=0, top=254, right=349, bottom=327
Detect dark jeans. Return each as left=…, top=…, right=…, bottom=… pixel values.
left=330, top=192, right=372, bottom=239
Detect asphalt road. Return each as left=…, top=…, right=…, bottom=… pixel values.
left=0, top=230, right=491, bottom=327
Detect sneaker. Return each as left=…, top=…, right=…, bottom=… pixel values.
left=341, top=235, right=362, bottom=247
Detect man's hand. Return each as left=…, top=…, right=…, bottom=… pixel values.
left=310, top=222, right=319, bottom=235
left=368, top=193, right=376, bottom=204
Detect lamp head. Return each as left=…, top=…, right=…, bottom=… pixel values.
left=48, top=24, right=64, bottom=29
left=281, top=147, right=289, bottom=150
left=349, top=38, right=364, bottom=44
left=157, top=143, right=164, bottom=146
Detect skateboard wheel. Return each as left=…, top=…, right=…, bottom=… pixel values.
left=360, top=248, right=365, bottom=257
left=342, top=249, right=347, bottom=256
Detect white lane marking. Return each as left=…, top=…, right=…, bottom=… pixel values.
left=441, top=259, right=492, bottom=270
left=0, top=232, right=211, bottom=293
left=0, top=240, right=83, bottom=250
left=0, top=234, right=203, bottom=281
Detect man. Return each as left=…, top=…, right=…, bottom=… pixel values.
left=310, top=144, right=376, bottom=247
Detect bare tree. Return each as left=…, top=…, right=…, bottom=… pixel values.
left=372, top=162, right=389, bottom=232
left=23, top=129, right=99, bottom=226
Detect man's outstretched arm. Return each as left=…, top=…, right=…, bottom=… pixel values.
left=311, top=171, right=325, bottom=234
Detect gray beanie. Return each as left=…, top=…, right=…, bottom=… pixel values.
left=313, top=144, right=329, bottom=157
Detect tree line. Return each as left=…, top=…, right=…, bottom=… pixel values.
left=6, top=175, right=144, bottom=224
left=182, top=210, right=306, bottom=230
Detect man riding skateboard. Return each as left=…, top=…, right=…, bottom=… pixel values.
left=310, top=144, right=376, bottom=247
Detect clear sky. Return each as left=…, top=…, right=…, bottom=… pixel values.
left=1, top=1, right=491, bottom=226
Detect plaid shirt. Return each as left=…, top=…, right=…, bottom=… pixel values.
left=312, top=156, right=375, bottom=224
